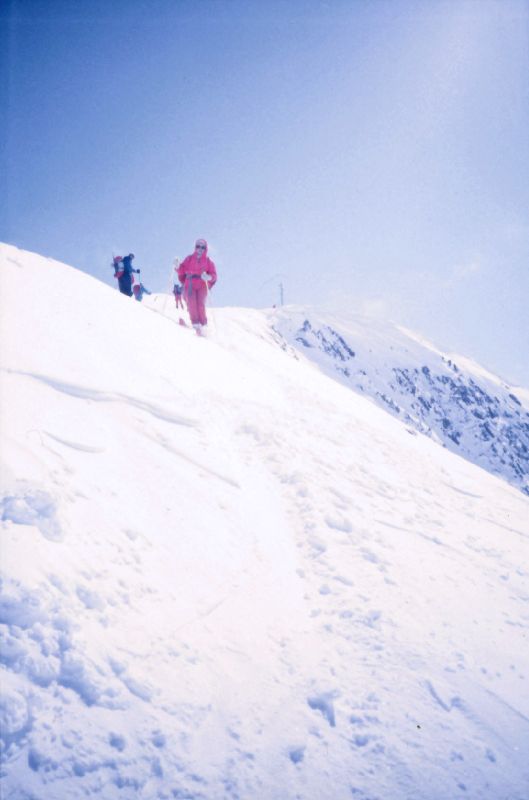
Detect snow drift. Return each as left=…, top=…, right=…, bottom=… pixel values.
left=1, top=243, right=528, bottom=800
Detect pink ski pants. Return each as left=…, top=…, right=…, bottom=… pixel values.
left=186, top=284, right=208, bottom=325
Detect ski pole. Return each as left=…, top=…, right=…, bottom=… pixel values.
left=201, top=271, right=215, bottom=334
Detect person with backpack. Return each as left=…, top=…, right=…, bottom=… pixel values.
left=177, top=239, right=217, bottom=335
left=113, top=253, right=140, bottom=297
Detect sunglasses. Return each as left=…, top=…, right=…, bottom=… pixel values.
left=196, top=245, right=206, bottom=250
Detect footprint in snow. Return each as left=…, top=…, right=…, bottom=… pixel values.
left=307, top=692, right=338, bottom=727
left=325, top=514, right=353, bottom=534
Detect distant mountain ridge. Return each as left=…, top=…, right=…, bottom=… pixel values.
left=272, top=307, right=529, bottom=497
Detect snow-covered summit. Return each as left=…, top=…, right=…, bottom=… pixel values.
left=1, top=243, right=528, bottom=800
left=272, top=306, right=529, bottom=497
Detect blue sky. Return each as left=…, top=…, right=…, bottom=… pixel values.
left=2, top=0, right=528, bottom=385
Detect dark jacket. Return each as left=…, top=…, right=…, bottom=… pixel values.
left=117, top=255, right=137, bottom=296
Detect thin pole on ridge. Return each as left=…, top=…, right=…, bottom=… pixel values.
left=258, top=273, right=286, bottom=308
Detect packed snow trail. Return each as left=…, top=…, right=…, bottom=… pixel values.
left=1, top=243, right=528, bottom=800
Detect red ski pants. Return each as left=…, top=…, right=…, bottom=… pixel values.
left=185, top=284, right=208, bottom=325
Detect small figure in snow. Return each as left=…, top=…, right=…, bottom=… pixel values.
left=133, top=280, right=151, bottom=302
left=173, top=258, right=185, bottom=311
left=177, top=240, right=217, bottom=334
left=114, top=253, right=140, bottom=297
left=172, top=258, right=186, bottom=325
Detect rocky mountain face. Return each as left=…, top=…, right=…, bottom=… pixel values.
left=273, top=309, right=529, bottom=497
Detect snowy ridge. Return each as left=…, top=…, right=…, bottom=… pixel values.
left=272, top=307, right=529, bottom=497
left=1, top=243, right=529, bottom=800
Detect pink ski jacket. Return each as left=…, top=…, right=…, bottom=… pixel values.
left=178, top=242, right=217, bottom=290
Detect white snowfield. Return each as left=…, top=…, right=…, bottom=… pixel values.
left=1, top=242, right=528, bottom=800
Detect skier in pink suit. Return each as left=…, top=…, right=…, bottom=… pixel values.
left=177, top=239, right=217, bottom=334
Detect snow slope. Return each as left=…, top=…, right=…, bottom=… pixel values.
left=1, top=243, right=528, bottom=800
left=273, top=308, right=529, bottom=498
